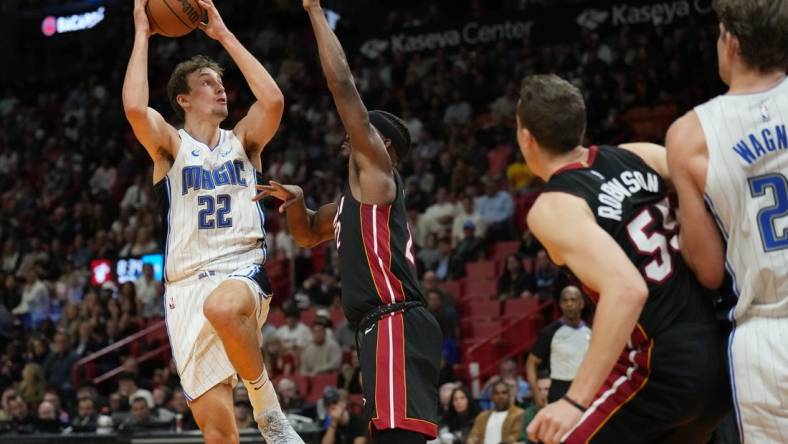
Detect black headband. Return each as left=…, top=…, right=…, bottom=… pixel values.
left=369, top=110, right=410, bottom=161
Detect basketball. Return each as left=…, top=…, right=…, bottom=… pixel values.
left=146, top=0, right=204, bottom=37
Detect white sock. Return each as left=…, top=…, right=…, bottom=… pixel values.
left=242, top=368, right=279, bottom=416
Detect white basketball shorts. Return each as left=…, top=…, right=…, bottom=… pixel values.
left=163, top=262, right=272, bottom=401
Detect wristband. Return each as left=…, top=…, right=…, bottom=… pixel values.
left=562, top=395, right=587, bottom=412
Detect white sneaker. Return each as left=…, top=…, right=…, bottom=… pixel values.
left=256, top=408, right=304, bottom=443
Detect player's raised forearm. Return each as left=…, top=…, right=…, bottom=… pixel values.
left=282, top=198, right=323, bottom=249
left=122, top=34, right=151, bottom=116
left=219, top=32, right=284, bottom=111
left=306, top=6, right=356, bottom=95
left=566, top=285, right=646, bottom=407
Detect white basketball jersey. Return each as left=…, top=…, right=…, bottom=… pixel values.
left=156, top=129, right=266, bottom=282
left=695, top=77, right=788, bottom=320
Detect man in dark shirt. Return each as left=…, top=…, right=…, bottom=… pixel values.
left=322, top=388, right=368, bottom=444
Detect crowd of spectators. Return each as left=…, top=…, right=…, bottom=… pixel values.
left=0, top=0, right=724, bottom=439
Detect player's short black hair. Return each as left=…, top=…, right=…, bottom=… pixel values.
left=369, top=110, right=411, bottom=162
left=517, top=74, right=586, bottom=155
left=717, top=0, right=788, bottom=72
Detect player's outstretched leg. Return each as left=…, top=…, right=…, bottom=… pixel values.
left=204, top=279, right=304, bottom=443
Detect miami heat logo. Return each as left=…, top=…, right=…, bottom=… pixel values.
left=168, top=296, right=176, bottom=310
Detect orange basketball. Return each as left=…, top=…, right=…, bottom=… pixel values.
left=146, top=0, right=204, bottom=37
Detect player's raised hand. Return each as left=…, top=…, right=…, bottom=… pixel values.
left=302, top=0, right=322, bottom=12
left=132, top=0, right=153, bottom=37
left=253, top=181, right=304, bottom=213
left=527, top=398, right=584, bottom=444
left=197, top=0, right=231, bottom=40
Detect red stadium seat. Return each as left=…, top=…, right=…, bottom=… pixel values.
left=290, top=374, right=310, bottom=399
left=504, top=297, right=541, bottom=316
left=438, top=280, right=463, bottom=300
left=465, top=300, right=500, bottom=318
left=465, top=261, right=497, bottom=280
left=307, top=372, right=339, bottom=404
left=462, top=279, right=498, bottom=300
left=490, top=241, right=521, bottom=262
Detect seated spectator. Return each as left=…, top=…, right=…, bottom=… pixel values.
left=277, top=378, right=306, bottom=415
left=533, top=250, right=562, bottom=298
left=135, top=263, right=163, bottom=319
left=417, top=233, right=441, bottom=272
left=418, top=187, right=458, bottom=236
left=320, top=387, right=368, bottom=444
left=119, top=174, right=149, bottom=211
left=43, top=331, right=79, bottom=397
left=8, top=395, right=35, bottom=434
left=129, top=227, right=159, bottom=256
left=477, top=177, right=515, bottom=242
left=301, top=319, right=342, bottom=376
left=34, top=400, right=62, bottom=433
left=71, top=396, right=99, bottom=433
left=467, top=382, right=524, bottom=444
left=518, top=374, right=551, bottom=442
left=334, top=320, right=356, bottom=351
left=276, top=306, right=313, bottom=351
left=168, top=390, right=197, bottom=431
left=451, top=195, right=486, bottom=246
left=421, top=271, right=456, bottom=311
left=497, top=255, right=535, bottom=300
left=262, top=335, right=296, bottom=379
left=118, top=396, right=170, bottom=433
left=427, top=289, right=459, bottom=340
left=337, top=351, right=362, bottom=395
left=506, top=151, right=535, bottom=193
left=115, top=371, right=154, bottom=412
left=451, top=220, right=486, bottom=277
left=16, top=363, right=46, bottom=404
left=438, top=382, right=461, bottom=418
left=42, top=391, right=69, bottom=426
left=517, top=229, right=541, bottom=258
left=151, top=386, right=175, bottom=423
left=12, top=267, right=50, bottom=329
left=439, top=386, right=480, bottom=444
left=444, top=90, right=473, bottom=126
left=526, top=286, right=590, bottom=405
left=433, top=237, right=456, bottom=281
left=234, top=401, right=255, bottom=430
left=480, top=360, right=530, bottom=409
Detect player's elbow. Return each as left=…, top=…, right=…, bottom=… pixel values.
left=619, top=279, right=648, bottom=309
left=265, top=90, right=285, bottom=114
left=695, top=265, right=725, bottom=290
left=123, top=104, right=146, bottom=122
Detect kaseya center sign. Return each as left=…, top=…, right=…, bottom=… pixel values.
left=359, top=17, right=534, bottom=59
left=577, top=0, right=714, bottom=30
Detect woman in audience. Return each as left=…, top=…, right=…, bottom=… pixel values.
left=497, top=255, right=534, bottom=300
left=439, top=386, right=479, bottom=444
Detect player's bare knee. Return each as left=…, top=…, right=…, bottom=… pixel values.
left=204, top=288, right=254, bottom=330
left=203, top=294, right=240, bottom=330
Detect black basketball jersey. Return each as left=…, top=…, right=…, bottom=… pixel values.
left=543, top=145, right=714, bottom=343
left=334, top=171, right=425, bottom=328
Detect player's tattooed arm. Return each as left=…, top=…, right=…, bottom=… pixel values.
left=303, top=0, right=394, bottom=179
left=197, top=0, right=284, bottom=154
left=254, top=181, right=336, bottom=248
left=526, top=192, right=648, bottom=443
left=666, top=112, right=725, bottom=289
